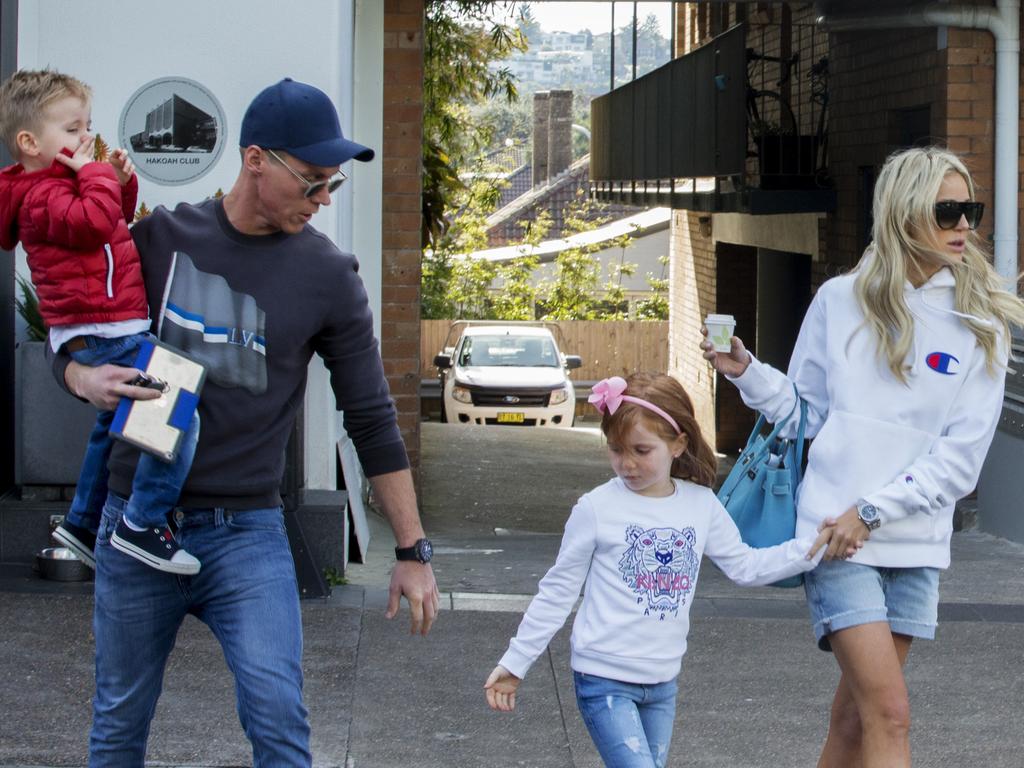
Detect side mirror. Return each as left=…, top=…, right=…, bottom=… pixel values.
left=564, top=355, right=582, bottom=370
left=434, top=353, right=452, bottom=369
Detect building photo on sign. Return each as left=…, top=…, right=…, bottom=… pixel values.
left=119, top=76, right=226, bottom=185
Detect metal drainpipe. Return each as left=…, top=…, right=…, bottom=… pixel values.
left=817, top=1, right=1020, bottom=284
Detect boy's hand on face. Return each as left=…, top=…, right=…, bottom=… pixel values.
left=108, top=148, right=136, bottom=186
left=54, top=134, right=95, bottom=174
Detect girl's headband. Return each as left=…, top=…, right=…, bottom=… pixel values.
left=588, top=376, right=682, bottom=435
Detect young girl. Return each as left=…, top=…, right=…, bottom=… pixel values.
left=484, top=372, right=836, bottom=768
left=702, top=146, right=1024, bottom=766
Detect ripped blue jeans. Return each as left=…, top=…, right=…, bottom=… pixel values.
left=573, top=671, right=678, bottom=768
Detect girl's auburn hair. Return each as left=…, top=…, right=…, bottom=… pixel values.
left=600, top=372, right=718, bottom=488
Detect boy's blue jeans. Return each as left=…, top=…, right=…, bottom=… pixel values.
left=90, top=494, right=311, bottom=767
left=574, top=671, right=678, bottom=768
left=65, top=333, right=199, bottom=531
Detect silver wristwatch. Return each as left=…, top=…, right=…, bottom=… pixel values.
left=856, top=499, right=881, bottom=531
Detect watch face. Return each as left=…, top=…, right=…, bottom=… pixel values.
left=858, top=502, right=880, bottom=529
left=416, top=539, right=433, bottom=562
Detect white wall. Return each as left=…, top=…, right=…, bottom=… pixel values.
left=16, top=0, right=385, bottom=490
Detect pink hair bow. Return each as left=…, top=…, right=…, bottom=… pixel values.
left=588, top=376, right=682, bottom=434
left=588, top=376, right=629, bottom=414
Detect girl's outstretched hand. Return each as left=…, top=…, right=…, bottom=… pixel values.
left=484, top=665, right=521, bottom=712
left=700, top=327, right=751, bottom=378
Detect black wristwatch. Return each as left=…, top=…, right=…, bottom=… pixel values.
left=856, top=499, right=881, bottom=531
left=395, top=537, right=433, bottom=563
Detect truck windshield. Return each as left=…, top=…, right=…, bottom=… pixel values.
left=459, top=335, right=560, bottom=367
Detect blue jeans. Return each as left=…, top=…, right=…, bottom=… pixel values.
left=90, top=494, right=310, bottom=767
left=66, top=333, right=199, bottom=531
left=574, top=671, right=678, bottom=768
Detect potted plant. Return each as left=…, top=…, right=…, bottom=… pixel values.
left=14, top=275, right=96, bottom=487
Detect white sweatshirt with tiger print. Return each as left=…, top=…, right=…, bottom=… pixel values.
left=498, top=477, right=821, bottom=685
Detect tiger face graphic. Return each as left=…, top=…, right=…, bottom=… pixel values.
left=618, top=525, right=699, bottom=618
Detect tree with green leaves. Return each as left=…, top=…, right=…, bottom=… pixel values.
left=423, top=1, right=526, bottom=249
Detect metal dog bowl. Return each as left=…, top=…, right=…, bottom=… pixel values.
left=36, top=547, right=93, bottom=582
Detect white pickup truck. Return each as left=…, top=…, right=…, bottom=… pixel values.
left=433, top=322, right=583, bottom=427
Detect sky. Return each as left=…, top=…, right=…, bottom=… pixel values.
left=499, top=2, right=673, bottom=35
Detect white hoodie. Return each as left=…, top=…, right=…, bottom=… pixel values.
left=729, top=268, right=1006, bottom=569
left=498, top=477, right=821, bottom=685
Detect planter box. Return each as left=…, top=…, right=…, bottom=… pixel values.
left=15, top=341, right=96, bottom=486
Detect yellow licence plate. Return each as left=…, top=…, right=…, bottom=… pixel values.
left=497, top=412, right=525, bottom=424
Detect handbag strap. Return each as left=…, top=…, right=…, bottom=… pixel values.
left=791, top=393, right=808, bottom=485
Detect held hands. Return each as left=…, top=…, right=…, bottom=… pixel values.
left=821, top=506, right=871, bottom=561
left=54, top=134, right=96, bottom=174
left=700, top=326, right=751, bottom=378
left=108, top=148, right=136, bottom=186
left=805, top=512, right=867, bottom=561
left=484, top=665, right=521, bottom=712
left=65, top=361, right=163, bottom=411
left=385, top=561, right=441, bottom=636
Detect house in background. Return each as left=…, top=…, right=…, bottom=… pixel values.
left=590, top=0, right=1022, bottom=541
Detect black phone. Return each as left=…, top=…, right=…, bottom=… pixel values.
left=129, top=372, right=168, bottom=392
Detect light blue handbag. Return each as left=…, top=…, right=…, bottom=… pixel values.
left=716, top=387, right=808, bottom=588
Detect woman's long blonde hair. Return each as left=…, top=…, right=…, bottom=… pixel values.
left=854, top=146, right=1024, bottom=382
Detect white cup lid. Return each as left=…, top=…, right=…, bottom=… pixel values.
left=705, top=314, right=736, bottom=324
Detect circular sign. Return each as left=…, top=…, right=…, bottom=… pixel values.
left=118, top=77, right=226, bottom=186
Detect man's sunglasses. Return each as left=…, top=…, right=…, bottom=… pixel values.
left=934, top=201, right=984, bottom=230
left=265, top=148, right=347, bottom=198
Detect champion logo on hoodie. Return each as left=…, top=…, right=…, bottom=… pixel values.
left=925, top=352, right=960, bottom=375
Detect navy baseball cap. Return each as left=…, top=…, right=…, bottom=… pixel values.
left=239, top=78, right=374, bottom=166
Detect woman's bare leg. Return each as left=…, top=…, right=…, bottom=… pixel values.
left=817, top=625, right=914, bottom=768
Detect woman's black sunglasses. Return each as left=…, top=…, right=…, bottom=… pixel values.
left=934, top=201, right=984, bottom=230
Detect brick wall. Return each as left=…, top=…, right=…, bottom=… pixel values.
left=382, top=0, right=424, bottom=477
left=668, top=210, right=718, bottom=448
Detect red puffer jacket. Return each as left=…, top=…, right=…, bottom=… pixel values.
left=0, top=155, right=148, bottom=327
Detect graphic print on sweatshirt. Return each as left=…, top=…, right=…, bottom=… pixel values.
left=618, top=525, right=699, bottom=619
left=157, top=252, right=268, bottom=394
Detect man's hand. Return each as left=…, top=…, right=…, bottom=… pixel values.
left=823, top=507, right=871, bottom=561
left=484, top=665, right=521, bottom=712
left=108, top=148, right=136, bottom=186
left=65, top=360, right=163, bottom=411
left=385, top=560, right=440, bottom=636
left=54, top=135, right=95, bottom=174
left=700, top=326, right=751, bottom=378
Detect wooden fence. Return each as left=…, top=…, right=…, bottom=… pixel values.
left=420, top=319, right=668, bottom=382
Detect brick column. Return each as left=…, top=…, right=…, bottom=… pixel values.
left=383, top=0, right=424, bottom=478
left=532, top=91, right=550, bottom=186
left=547, top=89, right=574, bottom=178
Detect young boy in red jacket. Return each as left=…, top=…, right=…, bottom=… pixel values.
left=0, top=69, right=199, bottom=575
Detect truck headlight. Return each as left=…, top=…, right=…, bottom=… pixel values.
left=549, top=387, right=569, bottom=405
left=452, top=385, right=473, bottom=404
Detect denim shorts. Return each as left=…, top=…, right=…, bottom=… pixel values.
left=804, top=559, right=940, bottom=652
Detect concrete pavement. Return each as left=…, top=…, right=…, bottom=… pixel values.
left=2, top=422, right=1024, bottom=767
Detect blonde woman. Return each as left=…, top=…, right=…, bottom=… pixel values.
left=701, top=146, right=1024, bottom=767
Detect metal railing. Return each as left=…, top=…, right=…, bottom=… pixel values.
left=589, top=22, right=834, bottom=213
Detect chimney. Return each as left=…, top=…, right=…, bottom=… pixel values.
left=547, top=90, right=573, bottom=179
left=532, top=92, right=550, bottom=187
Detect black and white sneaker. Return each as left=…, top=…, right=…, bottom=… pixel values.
left=110, top=517, right=201, bottom=575
left=52, top=521, right=97, bottom=569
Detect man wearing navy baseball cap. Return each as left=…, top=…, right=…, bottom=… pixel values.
left=54, top=78, right=438, bottom=766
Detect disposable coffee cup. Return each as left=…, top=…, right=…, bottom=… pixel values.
left=705, top=314, right=736, bottom=353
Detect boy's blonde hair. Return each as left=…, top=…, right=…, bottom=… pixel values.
left=0, top=69, right=92, bottom=157
left=854, top=146, right=1024, bottom=382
